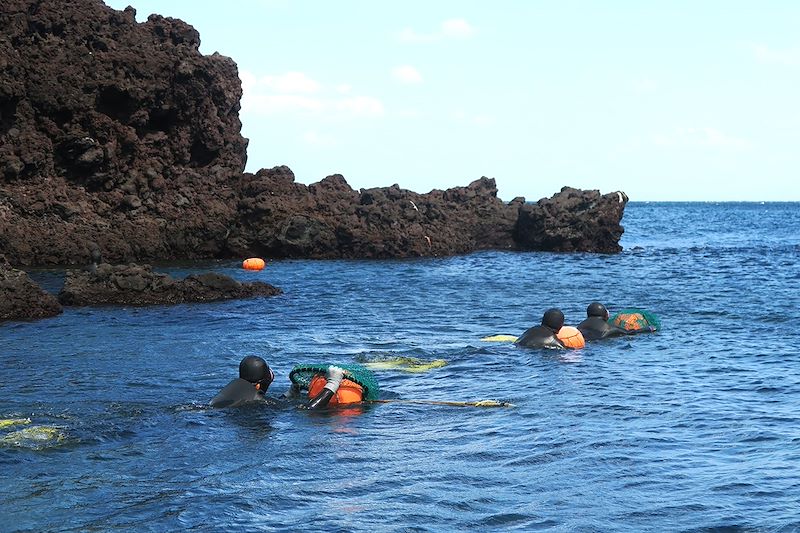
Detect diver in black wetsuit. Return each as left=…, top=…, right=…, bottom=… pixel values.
left=209, top=355, right=275, bottom=408
left=515, top=308, right=567, bottom=349
left=577, top=302, right=629, bottom=341
left=210, top=356, right=346, bottom=410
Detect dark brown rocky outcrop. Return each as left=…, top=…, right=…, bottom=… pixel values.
left=514, top=187, right=629, bottom=254
left=227, top=168, right=523, bottom=259
left=1, top=0, right=246, bottom=265
left=0, top=0, right=628, bottom=268
left=0, top=254, right=63, bottom=320
left=58, top=263, right=281, bottom=306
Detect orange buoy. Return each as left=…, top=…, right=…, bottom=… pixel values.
left=557, top=326, right=586, bottom=349
left=242, top=257, right=265, bottom=271
left=308, top=374, right=364, bottom=405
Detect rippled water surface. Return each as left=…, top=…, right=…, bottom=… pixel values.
left=2, top=202, right=800, bottom=532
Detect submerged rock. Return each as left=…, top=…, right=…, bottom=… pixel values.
left=58, top=263, right=281, bottom=306
left=0, top=255, right=63, bottom=321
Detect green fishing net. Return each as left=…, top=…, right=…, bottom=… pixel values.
left=609, top=309, right=661, bottom=332
left=289, top=363, right=380, bottom=401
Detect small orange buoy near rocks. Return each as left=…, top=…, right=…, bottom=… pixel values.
left=242, top=257, right=266, bottom=271
left=557, top=326, right=586, bottom=349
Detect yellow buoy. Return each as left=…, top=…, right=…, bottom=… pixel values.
left=557, top=326, right=585, bottom=349
left=480, top=334, right=519, bottom=342
left=0, top=418, right=31, bottom=429
left=362, top=357, right=448, bottom=373
left=242, top=257, right=266, bottom=271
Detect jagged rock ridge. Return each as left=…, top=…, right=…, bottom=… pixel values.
left=0, top=0, right=628, bottom=268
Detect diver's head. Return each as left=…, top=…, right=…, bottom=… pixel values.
left=542, top=308, right=565, bottom=332
left=587, top=302, right=609, bottom=320
left=239, top=355, right=274, bottom=392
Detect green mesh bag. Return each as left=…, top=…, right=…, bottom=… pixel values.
left=289, top=363, right=380, bottom=401
left=610, top=309, right=661, bottom=332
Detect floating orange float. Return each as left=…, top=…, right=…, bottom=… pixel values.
left=242, top=257, right=265, bottom=271
left=557, top=326, right=586, bottom=349
left=308, top=374, right=364, bottom=405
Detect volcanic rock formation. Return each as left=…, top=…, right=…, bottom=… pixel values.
left=1, top=0, right=247, bottom=265
left=227, top=168, right=525, bottom=259
left=58, top=263, right=281, bottom=306
left=514, top=188, right=629, bottom=254
left=0, top=254, right=63, bottom=320
left=0, top=0, right=629, bottom=269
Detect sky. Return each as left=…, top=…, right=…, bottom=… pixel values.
left=104, top=0, right=800, bottom=202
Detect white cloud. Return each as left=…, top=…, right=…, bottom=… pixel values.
left=335, top=96, right=385, bottom=117
left=472, top=114, right=495, bottom=125
left=242, top=93, right=324, bottom=114
left=240, top=69, right=384, bottom=118
left=698, top=128, right=751, bottom=148
left=632, top=78, right=658, bottom=93
left=652, top=127, right=751, bottom=149
left=451, top=109, right=495, bottom=125
left=392, top=65, right=423, bottom=84
left=397, top=109, right=422, bottom=118
left=240, top=70, right=258, bottom=92
left=753, top=44, right=800, bottom=66
left=441, top=19, right=475, bottom=39
left=397, top=18, right=476, bottom=43
left=259, top=71, right=321, bottom=93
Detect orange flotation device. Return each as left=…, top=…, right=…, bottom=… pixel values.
left=557, top=326, right=586, bottom=349
left=242, top=257, right=266, bottom=271
left=612, top=312, right=649, bottom=331
left=308, top=374, right=364, bottom=405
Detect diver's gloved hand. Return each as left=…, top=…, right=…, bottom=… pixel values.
left=324, top=365, right=345, bottom=393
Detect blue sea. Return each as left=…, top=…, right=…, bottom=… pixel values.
left=2, top=202, right=799, bottom=532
